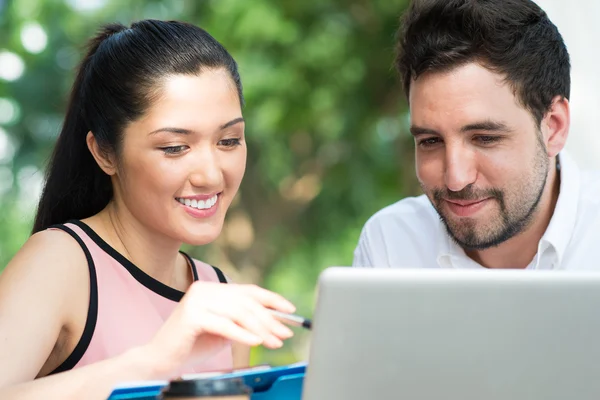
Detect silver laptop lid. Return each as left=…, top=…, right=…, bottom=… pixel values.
left=302, top=267, right=600, bottom=400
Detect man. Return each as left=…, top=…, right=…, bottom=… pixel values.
left=353, top=0, right=600, bottom=270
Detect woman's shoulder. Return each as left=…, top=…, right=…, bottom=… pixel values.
left=31, top=224, right=90, bottom=257
left=0, top=225, right=93, bottom=384
left=4, top=226, right=90, bottom=284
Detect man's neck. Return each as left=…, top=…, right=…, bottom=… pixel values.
left=465, top=161, right=561, bottom=269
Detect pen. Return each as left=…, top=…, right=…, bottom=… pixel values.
left=269, top=309, right=312, bottom=330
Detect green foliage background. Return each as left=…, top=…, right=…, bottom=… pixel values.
left=0, top=0, right=417, bottom=366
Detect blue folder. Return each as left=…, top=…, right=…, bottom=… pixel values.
left=106, top=362, right=306, bottom=400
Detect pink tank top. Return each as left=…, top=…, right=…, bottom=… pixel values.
left=47, top=220, right=233, bottom=376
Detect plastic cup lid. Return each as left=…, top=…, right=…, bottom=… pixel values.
left=162, top=377, right=252, bottom=397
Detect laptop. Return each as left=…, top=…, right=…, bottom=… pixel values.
left=301, top=267, right=600, bottom=400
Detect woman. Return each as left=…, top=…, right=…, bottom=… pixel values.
left=0, top=19, right=296, bottom=399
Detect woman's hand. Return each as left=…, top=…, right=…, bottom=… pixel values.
left=144, top=282, right=296, bottom=377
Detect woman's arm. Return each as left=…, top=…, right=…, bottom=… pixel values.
left=0, top=230, right=86, bottom=386
left=0, top=230, right=168, bottom=399
left=0, top=346, right=164, bottom=400
left=0, top=231, right=296, bottom=399
left=219, top=272, right=252, bottom=369
left=232, top=342, right=251, bottom=369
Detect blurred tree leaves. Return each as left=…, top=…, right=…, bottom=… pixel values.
left=0, top=0, right=416, bottom=364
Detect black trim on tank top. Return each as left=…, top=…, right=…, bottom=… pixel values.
left=69, top=220, right=187, bottom=301
left=68, top=220, right=226, bottom=301
left=180, top=251, right=199, bottom=281
left=212, top=265, right=228, bottom=283
left=181, top=251, right=227, bottom=284
left=47, top=223, right=98, bottom=375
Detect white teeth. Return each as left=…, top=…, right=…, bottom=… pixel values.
left=177, top=195, right=218, bottom=210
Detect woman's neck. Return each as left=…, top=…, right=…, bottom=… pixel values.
left=83, top=201, right=191, bottom=291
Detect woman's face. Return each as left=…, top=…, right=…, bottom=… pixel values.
left=111, top=68, right=246, bottom=245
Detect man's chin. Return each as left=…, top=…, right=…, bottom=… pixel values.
left=441, top=216, right=502, bottom=250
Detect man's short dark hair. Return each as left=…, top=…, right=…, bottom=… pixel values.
left=396, top=0, right=571, bottom=125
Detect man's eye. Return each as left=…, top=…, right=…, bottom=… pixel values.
left=218, top=138, right=242, bottom=147
left=418, top=137, right=442, bottom=147
left=475, top=136, right=500, bottom=144
left=159, top=145, right=188, bottom=155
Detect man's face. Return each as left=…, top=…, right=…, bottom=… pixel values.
left=409, top=63, right=549, bottom=250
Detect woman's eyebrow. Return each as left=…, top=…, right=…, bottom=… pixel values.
left=220, top=117, right=244, bottom=130
left=148, top=117, right=245, bottom=136
left=148, top=127, right=192, bottom=136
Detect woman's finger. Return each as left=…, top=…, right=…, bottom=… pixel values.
left=237, top=284, right=296, bottom=313
left=195, top=311, right=264, bottom=347
left=239, top=298, right=294, bottom=339
left=203, top=302, right=285, bottom=348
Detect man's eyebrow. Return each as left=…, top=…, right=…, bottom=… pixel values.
left=148, top=117, right=245, bottom=136
left=410, top=126, right=440, bottom=136
left=409, top=120, right=512, bottom=137
left=460, top=120, right=512, bottom=133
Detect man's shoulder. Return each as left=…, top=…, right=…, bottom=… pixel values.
left=354, top=195, right=442, bottom=268
left=579, top=169, right=600, bottom=203
left=573, top=169, right=600, bottom=236
left=363, top=194, right=439, bottom=234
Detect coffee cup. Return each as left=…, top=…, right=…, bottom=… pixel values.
left=159, top=376, right=252, bottom=400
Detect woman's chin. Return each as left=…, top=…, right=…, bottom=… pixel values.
left=184, top=238, right=216, bottom=246
left=167, top=217, right=224, bottom=246
left=181, top=229, right=221, bottom=246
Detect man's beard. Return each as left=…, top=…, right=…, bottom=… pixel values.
left=426, top=140, right=550, bottom=250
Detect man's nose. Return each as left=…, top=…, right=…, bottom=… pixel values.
left=444, top=145, right=477, bottom=192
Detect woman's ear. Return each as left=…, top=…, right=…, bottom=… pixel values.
left=86, top=131, right=117, bottom=175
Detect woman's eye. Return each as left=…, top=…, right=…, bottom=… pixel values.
left=218, top=138, right=242, bottom=148
left=159, top=145, right=188, bottom=155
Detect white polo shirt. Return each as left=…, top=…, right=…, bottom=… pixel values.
left=352, top=151, right=600, bottom=270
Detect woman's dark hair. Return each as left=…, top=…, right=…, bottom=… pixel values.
left=32, top=20, right=243, bottom=234
left=396, top=0, right=570, bottom=125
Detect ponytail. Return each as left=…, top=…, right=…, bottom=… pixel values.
left=32, top=24, right=127, bottom=234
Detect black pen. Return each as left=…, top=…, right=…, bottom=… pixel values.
left=269, top=309, right=312, bottom=330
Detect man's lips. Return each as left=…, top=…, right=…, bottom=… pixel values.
left=443, top=197, right=492, bottom=217
left=444, top=198, right=490, bottom=206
